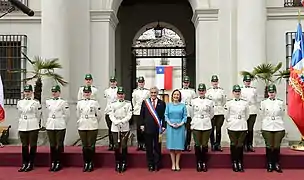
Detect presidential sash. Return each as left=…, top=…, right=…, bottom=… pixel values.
left=144, top=99, right=162, bottom=133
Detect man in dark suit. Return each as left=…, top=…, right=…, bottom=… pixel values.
left=140, top=86, right=166, bottom=172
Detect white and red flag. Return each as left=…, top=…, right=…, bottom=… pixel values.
left=155, top=66, right=173, bottom=90
left=0, top=75, right=5, bottom=122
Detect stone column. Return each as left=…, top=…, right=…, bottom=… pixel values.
left=237, top=0, right=266, bottom=82
left=41, top=0, right=90, bottom=101
left=192, top=9, right=219, bottom=86
left=218, top=0, right=238, bottom=94
left=90, top=10, right=118, bottom=129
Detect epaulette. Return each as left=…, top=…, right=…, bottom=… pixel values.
left=219, top=87, right=224, bottom=90
left=33, top=99, right=39, bottom=102
left=226, top=99, right=233, bottom=102
left=276, top=98, right=283, bottom=101
left=80, top=86, right=85, bottom=88
left=240, top=98, right=247, bottom=101
left=207, top=87, right=212, bottom=90
left=207, top=97, right=213, bottom=101
left=125, top=100, right=131, bottom=103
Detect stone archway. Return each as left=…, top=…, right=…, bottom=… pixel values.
left=106, top=0, right=206, bottom=15
left=114, top=0, right=196, bottom=98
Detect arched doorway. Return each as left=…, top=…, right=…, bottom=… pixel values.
left=115, top=0, right=196, bottom=98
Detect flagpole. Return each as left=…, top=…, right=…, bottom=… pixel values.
left=298, top=9, right=301, bottom=24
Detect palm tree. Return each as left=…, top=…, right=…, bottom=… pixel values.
left=9, top=55, right=68, bottom=103
left=240, top=62, right=290, bottom=98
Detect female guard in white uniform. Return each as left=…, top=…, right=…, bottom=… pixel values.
left=260, top=84, right=285, bottom=173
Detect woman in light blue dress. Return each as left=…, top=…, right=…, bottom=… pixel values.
left=165, top=89, right=187, bottom=171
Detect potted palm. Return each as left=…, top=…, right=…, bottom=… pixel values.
left=240, top=62, right=290, bottom=98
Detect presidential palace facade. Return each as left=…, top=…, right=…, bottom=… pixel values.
left=0, top=0, right=303, bottom=145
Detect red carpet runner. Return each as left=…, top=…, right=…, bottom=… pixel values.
left=0, top=146, right=304, bottom=169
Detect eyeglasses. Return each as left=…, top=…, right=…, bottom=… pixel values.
left=150, top=91, right=157, bottom=94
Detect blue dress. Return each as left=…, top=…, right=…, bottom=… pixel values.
left=165, top=102, right=187, bottom=150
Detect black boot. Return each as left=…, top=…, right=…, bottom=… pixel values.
left=210, top=129, right=215, bottom=151
left=201, top=147, right=208, bottom=172
left=215, top=132, right=223, bottom=152
left=18, top=146, right=29, bottom=172
left=121, top=148, right=128, bottom=172
left=243, top=133, right=248, bottom=152
left=87, top=148, right=94, bottom=172
left=194, top=146, right=202, bottom=172
left=108, top=131, right=114, bottom=151
left=25, top=146, right=37, bottom=172
left=53, top=146, right=63, bottom=172
left=246, top=131, right=255, bottom=152
left=273, top=148, right=283, bottom=173
left=230, top=145, right=238, bottom=172
left=266, top=148, right=273, bottom=172
left=184, top=130, right=191, bottom=152
left=114, top=148, right=121, bottom=172
left=49, top=146, right=56, bottom=172
left=82, top=148, right=89, bottom=172
left=237, top=147, right=244, bottom=172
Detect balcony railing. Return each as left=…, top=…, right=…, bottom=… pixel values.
left=0, top=0, right=28, bottom=13
left=284, top=0, right=303, bottom=7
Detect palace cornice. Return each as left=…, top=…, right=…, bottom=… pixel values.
left=192, top=9, right=219, bottom=27
left=1, top=7, right=303, bottom=24
left=267, top=7, right=304, bottom=20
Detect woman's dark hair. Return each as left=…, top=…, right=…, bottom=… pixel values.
left=171, top=89, right=182, bottom=102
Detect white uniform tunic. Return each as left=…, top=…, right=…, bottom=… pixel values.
left=180, top=88, right=197, bottom=117
left=76, top=99, right=102, bottom=130
left=45, top=97, right=70, bottom=130
left=240, top=86, right=258, bottom=115
left=260, top=98, right=285, bottom=131
left=224, top=99, right=249, bottom=131
left=190, top=97, right=215, bottom=131
left=77, top=86, right=99, bottom=101
left=132, top=87, right=150, bottom=115
left=206, top=87, right=226, bottom=115
left=104, top=87, right=118, bottom=115
left=109, top=100, right=133, bottom=132
left=17, top=98, right=42, bottom=131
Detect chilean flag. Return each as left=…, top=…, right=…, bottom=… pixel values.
left=155, top=66, right=173, bottom=90
left=288, top=23, right=304, bottom=137
left=0, top=75, right=5, bottom=122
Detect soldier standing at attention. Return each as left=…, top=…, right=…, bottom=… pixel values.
left=76, top=86, right=102, bottom=172
left=45, top=85, right=70, bottom=172
left=191, top=83, right=214, bottom=172
left=206, top=75, right=226, bottom=151
left=179, top=76, right=196, bottom=151
left=109, top=87, right=132, bottom=173
left=224, top=85, right=249, bottom=172
left=104, top=76, right=118, bottom=150
left=77, top=74, right=99, bottom=101
left=132, top=76, right=150, bottom=151
left=241, top=74, right=258, bottom=152
left=260, top=84, right=285, bottom=173
left=17, top=85, right=42, bottom=172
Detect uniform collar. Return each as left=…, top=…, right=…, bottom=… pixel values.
left=85, top=98, right=90, bottom=100
left=138, top=87, right=144, bottom=90
left=234, top=98, right=241, bottom=101
left=53, top=97, right=60, bottom=100
left=213, top=87, right=218, bottom=89
left=111, top=86, right=117, bottom=89
left=245, top=86, right=251, bottom=88
left=119, top=99, right=124, bottom=102
left=199, top=96, right=205, bottom=99
left=269, top=98, right=276, bottom=101
left=25, top=98, right=31, bottom=100
left=183, top=87, right=189, bottom=89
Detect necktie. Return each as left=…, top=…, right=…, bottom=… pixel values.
left=152, top=99, right=156, bottom=109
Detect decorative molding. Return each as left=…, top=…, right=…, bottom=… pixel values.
left=1, top=7, right=304, bottom=24
left=267, top=7, right=304, bottom=20
left=192, top=9, right=219, bottom=27
left=90, top=10, right=119, bottom=29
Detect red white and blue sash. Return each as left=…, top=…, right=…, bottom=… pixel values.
left=144, top=98, right=162, bottom=133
